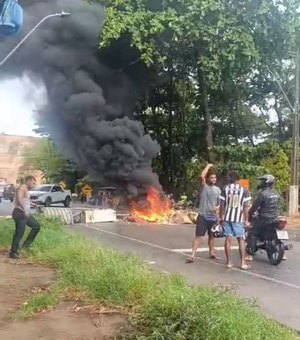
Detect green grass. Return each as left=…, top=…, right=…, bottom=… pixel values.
left=19, top=288, right=60, bottom=320
left=0, top=216, right=298, bottom=339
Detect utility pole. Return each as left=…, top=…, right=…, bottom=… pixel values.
left=289, top=48, right=300, bottom=216
left=0, top=11, right=70, bottom=68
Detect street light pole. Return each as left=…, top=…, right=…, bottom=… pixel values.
left=289, top=48, right=300, bottom=215
left=0, top=11, right=70, bottom=67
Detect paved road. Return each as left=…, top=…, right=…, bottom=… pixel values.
left=69, top=221, right=300, bottom=332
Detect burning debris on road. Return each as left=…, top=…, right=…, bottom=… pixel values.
left=128, top=187, right=173, bottom=223
left=124, top=187, right=198, bottom=225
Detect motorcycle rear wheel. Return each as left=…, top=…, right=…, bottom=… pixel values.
left=267, top=240, right=284, bottom=265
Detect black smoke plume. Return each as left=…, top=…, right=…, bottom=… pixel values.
left=0, top=0, right=161, bottom=196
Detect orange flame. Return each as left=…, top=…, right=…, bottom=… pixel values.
left=129, top=187, right=173, bottom=223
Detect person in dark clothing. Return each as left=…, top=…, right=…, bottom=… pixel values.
left=250, top=175, right=280, bottom=221
left=246, top=174, right=280, bottom=261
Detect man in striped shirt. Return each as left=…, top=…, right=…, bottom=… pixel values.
left=219, top=171, right=251, bottom=270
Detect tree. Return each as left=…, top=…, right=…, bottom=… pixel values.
left=22, top=139, right=78, bottom=187
left=99, top=0, right=262, bottom=158
left=90, top=0, right=299, bottom=200
left=262, top=149, right=290, bottom=194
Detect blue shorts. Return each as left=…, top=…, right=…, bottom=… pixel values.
left=223, top=222, right=245, bottom=238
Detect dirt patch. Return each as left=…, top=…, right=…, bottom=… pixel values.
left=0, top=255, right=126, bottom=339
left=0, top=302, right=125, bottom=340
left=0, top=255, right=56, bottom=324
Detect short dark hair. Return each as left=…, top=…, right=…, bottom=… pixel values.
left=206, top=169, right=216, bottom=179
left=228, top=171, right=240, bottom=183
left=25, top=175, right=36, bottom=182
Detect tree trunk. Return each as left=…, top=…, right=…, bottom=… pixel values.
left=236, top=102, right=255, bottom=146
left=160, top=147, right=169, bottom=190
left=274, top=102, right=285, bottom=141
left=168, top=70, right=174, bottom=191
left=197, top=67, right=214, bottom=162
left=182, top=103, right=187, bottom=193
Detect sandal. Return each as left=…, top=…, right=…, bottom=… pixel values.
left=226, top=263, right=233, bottom=269
left=209, top=254, right=220, bottom=260
left=185, top=257, right=195, bottom=263
left=240, top=264, right=250, bottom=271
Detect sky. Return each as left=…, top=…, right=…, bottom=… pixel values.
left=0, top=74, right=46, bottom=137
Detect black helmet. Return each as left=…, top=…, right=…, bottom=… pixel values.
left=210, top=224, right=224, bottom=238
left=257, top=174, right=275, bottom=189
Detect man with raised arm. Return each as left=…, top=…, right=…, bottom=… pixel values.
left=186, top=164, right=221, bottom=263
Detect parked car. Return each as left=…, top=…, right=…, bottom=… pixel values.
left=29, top=184, right=72, bottom=207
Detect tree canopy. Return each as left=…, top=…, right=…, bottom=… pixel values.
left=22, top=139, right=78, bottom=188
left=93, top=0, right=299, bottom=197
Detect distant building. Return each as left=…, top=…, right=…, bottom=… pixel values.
left=0, top=133, right=42, bottom=184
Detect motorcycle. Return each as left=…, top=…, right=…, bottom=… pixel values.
left=245, top=216, right=293, bottom=265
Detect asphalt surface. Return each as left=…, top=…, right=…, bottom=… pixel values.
left=1, top=201, right=300, bottom=331
left=69, top=221, right=300, bottom=332
left=0, top=200, right=14, bottom=217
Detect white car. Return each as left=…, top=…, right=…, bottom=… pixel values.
left=29, top=184, right=72, bottom=207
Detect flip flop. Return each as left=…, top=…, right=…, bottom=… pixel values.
left=240, top=264, right=251, bottom=271
left=209, top=254, right=220, bottom=260
left=185, top=257, right=195, bottom=263
left=226, top=263, right=233, bottom=269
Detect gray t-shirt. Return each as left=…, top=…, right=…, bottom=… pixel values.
left=199, top=184, right=221, bottom=216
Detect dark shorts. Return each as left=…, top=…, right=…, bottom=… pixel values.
left=195, top=215, right=217, bottom=237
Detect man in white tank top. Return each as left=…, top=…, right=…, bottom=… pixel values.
left=10, top=176, right=40, bottom=259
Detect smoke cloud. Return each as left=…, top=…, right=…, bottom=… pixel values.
left=0, top=0, right=161, bottom=195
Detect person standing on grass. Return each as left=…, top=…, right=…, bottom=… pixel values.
left=186, top=164, right=221, bottom=263
left=219, top=171, right=251, bottom=270
left=10, top=176, right=40, bottom=259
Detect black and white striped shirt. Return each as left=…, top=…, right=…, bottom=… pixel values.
left=220, top=183, right=251, bottom=223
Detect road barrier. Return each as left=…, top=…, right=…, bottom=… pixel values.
left=41, top=207, right=74, bottom=225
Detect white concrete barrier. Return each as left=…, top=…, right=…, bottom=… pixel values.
left=41, top=207, right=74, bottom=225
left=39, top=207, right=117, bottom=225
left=81, top=209, right=117, bottom=224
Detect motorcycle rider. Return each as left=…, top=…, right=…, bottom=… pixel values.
left=246, top=174, right=281, bottom=261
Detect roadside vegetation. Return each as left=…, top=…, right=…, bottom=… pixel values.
left=0, top=216, right=297, bottom=339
